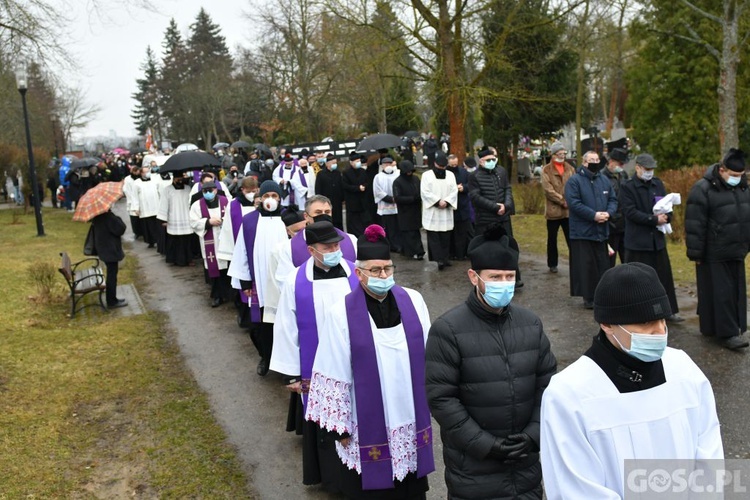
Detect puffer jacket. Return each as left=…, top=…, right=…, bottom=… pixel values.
left=685, top=163, right=750, bottom=262
left=468, top=166, right=515, bottom=228
left=541, top=161, right=575, bottom=220
left=564, top=167, right=618, bottom=241
left=425, top=290, right=557, bottom=500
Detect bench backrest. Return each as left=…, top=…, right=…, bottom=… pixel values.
left=59, top=252, right=73, bottom=281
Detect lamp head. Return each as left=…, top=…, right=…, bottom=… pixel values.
left=15, top=62, right=28, bottom=91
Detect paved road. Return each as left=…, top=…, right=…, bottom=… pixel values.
left=115, top=201, right=750, bottom=499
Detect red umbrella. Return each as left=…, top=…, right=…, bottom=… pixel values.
left=72, top=181, right=124, bottom=222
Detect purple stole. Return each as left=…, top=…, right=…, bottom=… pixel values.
left=294, top=259, right=358, bottom=411
left=241, top=210, right=262, bottom=322
left=344, top=285, right=434, bottom=490
left=290, top=229, right=356, bottom=267
left=230, top=199, right=244, bottom=241
left=276, top=165, right=309, bottom=205
left=199, top=196, right=228, bottom=278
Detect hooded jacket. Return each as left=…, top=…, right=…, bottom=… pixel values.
left=685, top=163, right=750, bottom=262
left=426, top=290, right=557, bottom=499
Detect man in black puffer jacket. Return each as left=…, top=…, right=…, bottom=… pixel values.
left=426, top=225, right=557, bottom=499
left=685, top=148, right=750, bottom=350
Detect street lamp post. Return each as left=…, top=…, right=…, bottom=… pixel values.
left=16, top=63, right=45, bottom=237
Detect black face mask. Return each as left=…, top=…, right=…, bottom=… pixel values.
left=312, top=214, right=333, bottom=224
left=587, top=161, right=603, bottom=173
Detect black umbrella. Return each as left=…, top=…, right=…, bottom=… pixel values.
left=230, top=140, right=252, bottom=149
left=70, top=157, right=100, bottom=170
left=403, top=130, right=420, bottom=138
left=253, top=143, right=273, bottom=157
left=213, top=142, right=230, bottom=150
left=160, top=151, right=221, bottom=173
left=356, top=133, right=403, bottom=152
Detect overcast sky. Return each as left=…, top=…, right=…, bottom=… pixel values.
left=65, top=0, right=253, bottom=139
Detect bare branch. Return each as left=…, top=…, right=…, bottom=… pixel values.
left=676, top=0, right=722, bottom=24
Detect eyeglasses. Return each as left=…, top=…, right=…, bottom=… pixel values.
left=359, top=265, right=396, bottom=276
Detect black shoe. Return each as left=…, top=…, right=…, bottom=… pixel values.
left=416, top=254, right=424, bottom=261
left=583, top=299, right=594, bottom=309
left=256, top=358, right=270, bottom=376
left=437, top=262, right=445, bottom=271
left=549, top=267, right=558, bottom=273
left=666, top=314, right=685, bottom=323
left=108, top=299, right=128, bottom=309
left=147, top=243, right=155, bottom=248
left=211, top=297, right=223, bottom=308
left=443, top=260, right=452, bottom=267
left=722, top=336, right=749, bottom=351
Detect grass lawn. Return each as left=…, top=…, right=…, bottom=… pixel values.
left=0, top=206, right=250, bottom=497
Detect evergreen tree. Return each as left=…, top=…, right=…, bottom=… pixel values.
left=482, top=0, right=577, bottom=168
left=131, top=46, right=162, bottom=138
left=159, top=18, right=191, bottom=142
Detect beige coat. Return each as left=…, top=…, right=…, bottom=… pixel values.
left=541, top=161, right=575, bottom=220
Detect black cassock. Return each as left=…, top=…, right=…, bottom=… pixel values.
left=393, top=173, right=425, bottom=259
left=315, top=168, right=345, bottom=230
left=696, top=260, right=748, bottom=339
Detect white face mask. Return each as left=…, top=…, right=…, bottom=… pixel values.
left=263, top=197, right=279, bottom=212
left=244, top=192, right=255, bottom=202
left=384, top=166, right=394, bottom=174
left=639, top=169, right=654, bottom=181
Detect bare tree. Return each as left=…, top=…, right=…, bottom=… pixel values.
left=57, top=85, right=101, bottom=148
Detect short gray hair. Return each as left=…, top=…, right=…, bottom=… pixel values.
left=305, top=195, right=332, bottom=212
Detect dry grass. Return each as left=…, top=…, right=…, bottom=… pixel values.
left=514, top=181, right=546, bottom=215
left=0, top=207, right=250, bottom=497
left=659, top=166, right=705, bottom=242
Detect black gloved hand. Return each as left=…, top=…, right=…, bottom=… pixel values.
left=487, top=437, right=528, bottom=461
left=505, top=433, right=536, bottom=457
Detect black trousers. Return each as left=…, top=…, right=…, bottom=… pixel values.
left=401, top=230, right=425, bottom=258
left=450, top=219, right=472, bottom=259
left=696, top=260, right=747, bottom=338
left=426, top=230, right=451, bottom=263
left=546, top=218, right=570, bottom=268
left=608, top=231, right=625, bottom=267
left=380, top=214, right=401, bottom=252
left=130, top=215, right=143, bottom=238
left=105, top=261, right=119, bottom=305
left=569, top=239, right=609, bottom=301
left=346, top=210, right=371, bottom=238
left=141, top=216, right=160, bottom=246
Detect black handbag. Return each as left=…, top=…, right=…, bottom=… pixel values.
left=83, top=225, right=97, bottom=256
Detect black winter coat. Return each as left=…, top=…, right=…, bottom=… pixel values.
left=685, top=164, right=750, bottom=262
left=315, top=168, right=345, bottom=228
left=602, top=168, right=626, bottom=234
left=468, top=167, right=515, bottom=228
left=341, top=167, right=370, bottom=212
left=426, top=290, right=557, bottom=500
left=392, top=173, right=422, bottom=230
left=92, top=211, right=126, bottom=263
left=620, top=176, right=669, bottom=252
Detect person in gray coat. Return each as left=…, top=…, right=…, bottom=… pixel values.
left=425, top=224, right=557, bottom=499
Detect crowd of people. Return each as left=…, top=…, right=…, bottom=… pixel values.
left=91, top=138, right=750, bottom=498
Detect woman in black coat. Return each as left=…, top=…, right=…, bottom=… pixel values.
left=92, top=210, right=127, bottom=308
left=392, top=160, right=425, bottom=259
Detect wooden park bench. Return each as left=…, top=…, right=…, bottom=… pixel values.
left=58, top=252, right=107, bottom=318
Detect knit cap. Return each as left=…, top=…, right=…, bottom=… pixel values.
left=594, top=263, right=672, bottom=324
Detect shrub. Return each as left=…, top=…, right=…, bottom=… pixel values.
left=514, top=180, right=545, bottom=215
left=659, top=166, right=706, bottom=242
left=27, top=260, right=59, bottom=301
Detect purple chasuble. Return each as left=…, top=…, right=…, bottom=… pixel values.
left=199, top=196, right=228, bottom=278
left=295, top=260, right=358, bottom=411
left=344, top=285, right=435, bottom=490
left=290, top=229, right=356, bottom=267
left=241, top=210, right=263, bottom=322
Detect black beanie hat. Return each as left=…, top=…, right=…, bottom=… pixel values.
left=356, top=225, right=391, bottom=261
left=467, top=224, right=519, bottom=271
left=722, top=148, right=746, bottom=172
left=435, top=151, right=448, bottom=167
left=281, top=205, right=305, bottom=227
left=594, top=263, right=672, bottom=324
left=399, top=160, right=414, bottom=174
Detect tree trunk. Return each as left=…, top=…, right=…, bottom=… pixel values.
left=575, top=0, right=591, bottom=161
left=719, top=0, right=740, bottom=155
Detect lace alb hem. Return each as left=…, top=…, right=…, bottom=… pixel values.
left=335, top=421, right=419, bottom=481
left=304, top=371, right=352, bottom=434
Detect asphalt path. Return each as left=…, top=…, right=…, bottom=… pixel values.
left=114, top=201, right=750, bottom=499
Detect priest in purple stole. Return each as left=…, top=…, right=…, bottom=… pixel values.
left=306, top=224, right=435, bottom=499
left=228, top=180, right=289, bottom=376
left=188, top=180, right=233, bottom=307
left=270, top=221, right=360, bottom=491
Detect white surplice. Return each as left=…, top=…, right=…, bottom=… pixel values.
left=420, top=169, right=457, bottom=232
left=216, top=199, right=256, bottom=262
left=373, top=170, right=399, bottom=216
left=228, top=214, right=288, bottom=310
left=157, top=185, right=193, bottom=235
left=270, top=259, right=357, bottom=377
left=540, top=347, right=723, bottom=500
left=273, top=165, right=308, bottom=207
left=189, top=199, right=229, bottom=271
left=123, top=175, right=138, bottom=216
left=305, top=287, right=431, bottom=481
left=132, top=178, right=161, bottom=218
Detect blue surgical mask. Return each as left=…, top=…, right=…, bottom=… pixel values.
left=317, top=158, right=326, bottom=165
left=203, top=191, right=216, bottom=202
left=478, top=277, right=515, bottom=308
left=367, top=275, right=395, bottom=295
left=330, top=163, right=338, bottom=171
left=727, top=175, right=742, bottom=187
left=484, top=160, right=497, bottom=170
left=316, top=248, right=342, bottom=268
left=613, top=325, right=668, bottom=362
left=353, top=161, right=362, bottom=169
left=639, top=169, right=654, bottom=181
